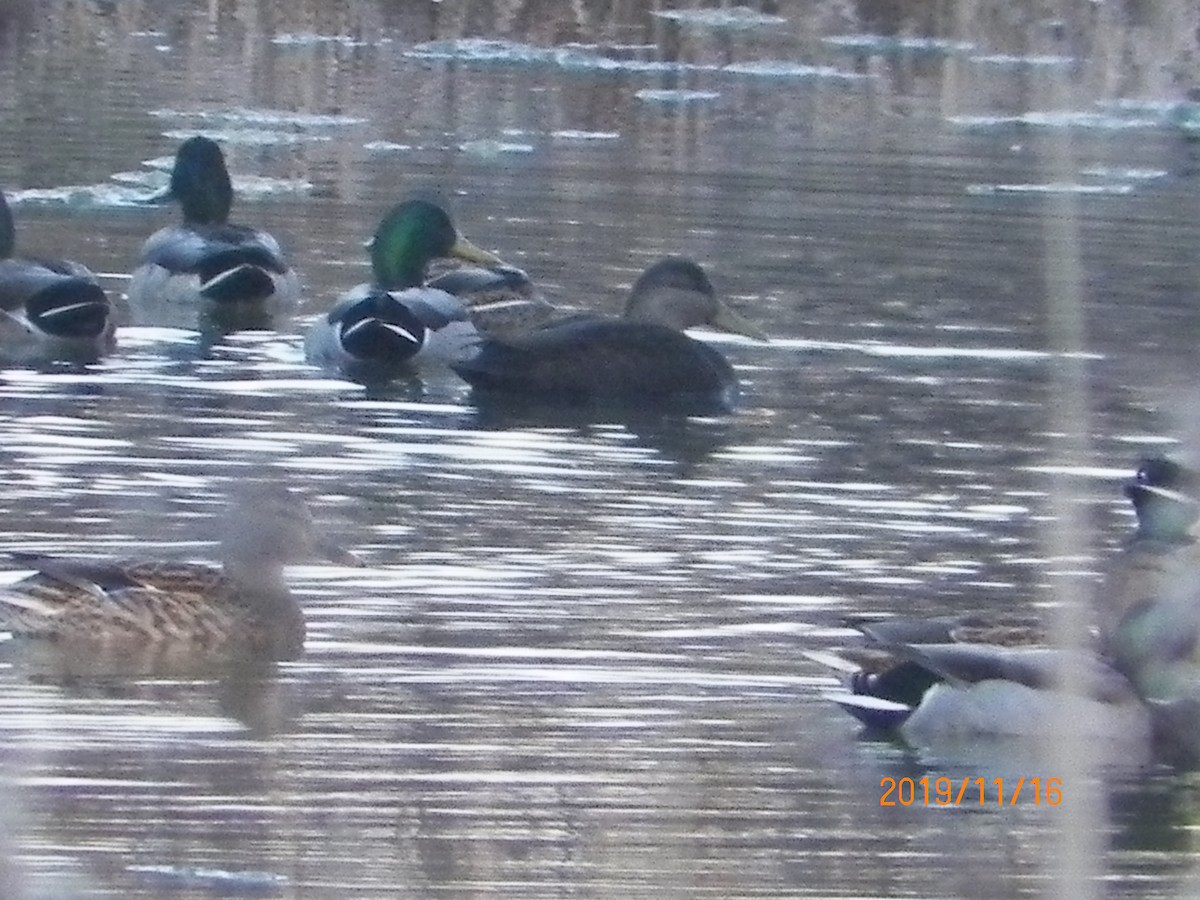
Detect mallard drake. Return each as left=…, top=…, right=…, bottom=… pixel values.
left=452, top=257, right=766, bottom=411
left=305, top=199, right=505, bottom=375
left=127, top=136, right=300, bottom=320
left=0, top=189, right=114, bottom=361
left=0, top=485, right=360, bottom=661
left=809, top=614, right=1149, bottom=741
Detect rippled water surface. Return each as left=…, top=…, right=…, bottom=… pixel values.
left=3, top=1, right=1200, bottom=897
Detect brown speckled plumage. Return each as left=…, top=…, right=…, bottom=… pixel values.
left=0, top=485, right=360, bottom=661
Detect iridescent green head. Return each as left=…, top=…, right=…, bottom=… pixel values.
left=369, top=199, right=502, bottom=290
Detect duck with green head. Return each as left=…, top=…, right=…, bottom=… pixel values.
left=305, top=198, right=510, bottom=376
left=127, top=136, right=300, bottom=323
left=452, top=257, right=767, bottom=412
left=0, top=484, right=361, bottom=662
left=0, top=189, right=114, bottom=362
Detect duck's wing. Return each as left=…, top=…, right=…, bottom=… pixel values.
left=0, top=553, right=231, bottom=639
left=427, top=264, right=565, bottom=340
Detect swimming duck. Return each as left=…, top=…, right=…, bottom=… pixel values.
left=0, top=485, right=360, bottom=661
left=305, top=199, right=505, bottom=376
left=0, top=189, right=114, bottom=361
left=127, top=136, right=300, bottom=320
left=452, top=257, right=766, bottom=411
left=1099, top=457, right=1200, bottom=763
left=808, top=614, right=1148, bottom=742
left=1095, top=456, right=1200, bottom=643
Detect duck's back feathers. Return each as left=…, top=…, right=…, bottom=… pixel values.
left=454, top=318, right=737, bottom=411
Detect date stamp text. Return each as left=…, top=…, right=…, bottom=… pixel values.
left=880, top=776, right=1062, bottom=807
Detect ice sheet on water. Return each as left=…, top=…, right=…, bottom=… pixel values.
left=947, top=111, right=1162, bottom=130
left=552, top=130, right=621, bottom=141
left=635, top=89, right=721, bottom=104
left=405, top=38, right=557, bottom=65
left=271, top=32, right=375, bottom=48
left=150, top=107, right=366, bottom=128
left=6, top=185, right=166, bottom=208
left=966, top=182, right=1135, bottom=196
left=458, top=139, right=537, bottom=157
left=969, top=53, right=1074, bottom=67
left=721, top=60, right=869, bottom=81
left=652, top=7, right=788, bottom=30
left=824, top=34, right=975, bottom=54
left=161, top=127, right=332, bottom=146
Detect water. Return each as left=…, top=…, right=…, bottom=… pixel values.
left=1, top=1, right=1200, bottom=897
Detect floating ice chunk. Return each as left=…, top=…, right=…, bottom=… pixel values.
left=161, top=128, right=332, bottom=145
left=652, top=7, right=788, bottom=29
left=405, top=38, right=556, bottom=65
left=459, top=139, right=536, bottom=157
left=824, top=34, right=975, bottom=54
left=150, top=108, right=366, bottom=128
left=947, top=111, right=1161, bottom=130
left=1079, top=166, right=1168, bottom=182
left=552, top=130, right=621, bottom=141
left=271, top=32, right=371, bottom=47
left=554, top=50, right=718, bottom=73
left=6, top=185, right=167, bottom=208
left=969, top=53, right=1074, bottom=67
left=364, top=140, right=415, bottom=152
left=721, top=60, right=869, bottom=80
left=635, top=89, right=721, bottom=104
left=966, top=182, right=1134, bottom=196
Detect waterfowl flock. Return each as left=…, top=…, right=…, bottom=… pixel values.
left=3, top=134, right=1200, bottom=771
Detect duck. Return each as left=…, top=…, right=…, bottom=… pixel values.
left=1098, top=456, right=1200, bottom=764
left=451, top=257, right=767, bottom=411
left=126, top=136, right=300, bottom=322
left=808, top=614, right=1149, bottom=743
left=0, top=189, right=114, bottom=361
left=1095, top=456, right=1200, bottom=641
left=304, top=198, right=506, bottom=376
left=811, top=457, right=1200, bottom=750
left=0, top=484, right=361, bottom=661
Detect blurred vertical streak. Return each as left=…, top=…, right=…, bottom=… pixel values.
left=1040, top=45, right=1101, bottom=900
